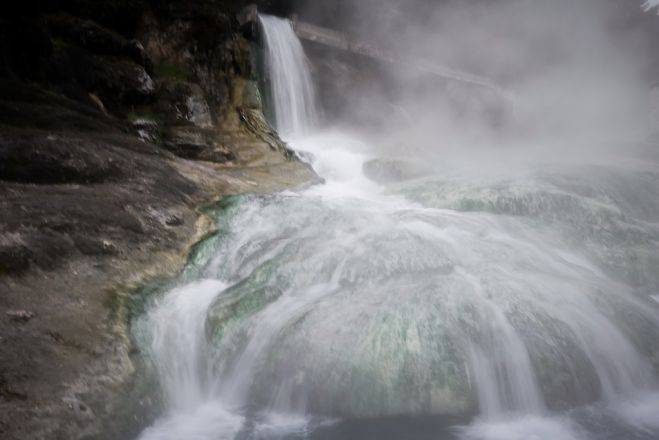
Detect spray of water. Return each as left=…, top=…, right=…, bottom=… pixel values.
left=134, top=9, right=659, bottom=440
left=259, top=15, right=317, bottom=137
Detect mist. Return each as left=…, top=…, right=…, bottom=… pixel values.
left=297, top=0, right=659, bottom=171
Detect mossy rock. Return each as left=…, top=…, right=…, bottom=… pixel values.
left=242, top=80, right=263, bottom=110
left=154, top=64, right=191, bottom=81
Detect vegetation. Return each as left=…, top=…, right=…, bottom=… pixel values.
left=154, top=63, right=191, bottom=81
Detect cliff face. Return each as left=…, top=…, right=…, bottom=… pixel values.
left=0, top=2, right=316, bottom=439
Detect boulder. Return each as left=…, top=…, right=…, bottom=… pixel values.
left=0, top=234, right=31, bottom=274
left=241, top=80, right=263, bottom=110
left=0, top=131, right=125, bottom=185
left=162, top=126, right=235, bottom=163
left=91, top=56, right=156, bottom=105
left=46, top=13, right=152, bottom=71
left=154, top=80, right=214, bottom=128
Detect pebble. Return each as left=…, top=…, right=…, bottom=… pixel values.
left=6, top=309, right=35, bottom=322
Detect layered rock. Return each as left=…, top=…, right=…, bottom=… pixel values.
left=0, top=2, right=316, bottom=439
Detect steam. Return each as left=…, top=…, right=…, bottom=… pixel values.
left=300, top=0, right=659, bottom=169
left=643, top=0, right=659, bottom=14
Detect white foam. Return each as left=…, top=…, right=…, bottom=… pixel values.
left=615, top=392, right=659, bottom=431
left=260, top=15, right=317, bottom=137
left=642, top=0, right=659, bottom=14
left=252, top=412, right=312, bottom=438
left=146, top=279, right=227, bottom=409
left=138, top=403, right=243, bottom=440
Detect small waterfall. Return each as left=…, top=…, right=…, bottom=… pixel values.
left=142, top=280, right=227, bottom=410
left=259, top=14, right=317, bottom=138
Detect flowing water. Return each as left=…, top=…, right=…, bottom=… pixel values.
left=259, top=15, right=317, bottom=137
left=134, top=15, right=659, bottom=440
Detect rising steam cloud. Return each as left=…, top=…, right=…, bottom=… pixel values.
left=298, top=0, right=659, bottom=167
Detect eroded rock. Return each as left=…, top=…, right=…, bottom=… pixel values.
left=46, top=13, right=152, bottom=70
left=6, top=310, right=35, bottom=323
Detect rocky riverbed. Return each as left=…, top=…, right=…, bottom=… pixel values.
left=0, top=1, right=316, bottom=439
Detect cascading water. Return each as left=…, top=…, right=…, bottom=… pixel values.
left=259, top=15, right=317, bottom=137
left=134, top=13, right=659, bottom=440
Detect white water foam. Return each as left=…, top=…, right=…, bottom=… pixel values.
left=145, top=279, right=227, bottom=411
left=259, top=15, right=317, bottom=137
left=139, top=403, right=244, bottom=440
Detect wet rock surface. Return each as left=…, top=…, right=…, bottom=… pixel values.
left=0, top=2, right=317, bottom=439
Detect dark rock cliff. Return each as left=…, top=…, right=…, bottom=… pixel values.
left=0, top=2, right=316, bottom=439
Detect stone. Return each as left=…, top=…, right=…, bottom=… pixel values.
left=162, top=126, right=235, bottom=163
left=165, top=215, right=184, bottom=227
left=6, top=310, right=35, bottom=322
left=46, top=13, right=149, bottom=68
left=0, top=129, right=126, bottom=185
left=155, top=80, right=213, bottom=128
left=0, top=234, right=31, bottom=274
left=88, top=93, right=109, bottom=116
left=132, top=118, right=161, bottom=143
left=91, top=56, right=156, bottom=105
left=102, top=240, right=118, bottom=254
left=242, top=80, right=263, bottom=110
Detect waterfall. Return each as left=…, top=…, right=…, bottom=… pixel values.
left=134, top=10, right=659, bottom=440
left=259, top=15, right=317, bottom=138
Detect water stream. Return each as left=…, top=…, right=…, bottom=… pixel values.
left=134, top=15, right=659, bottom=440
